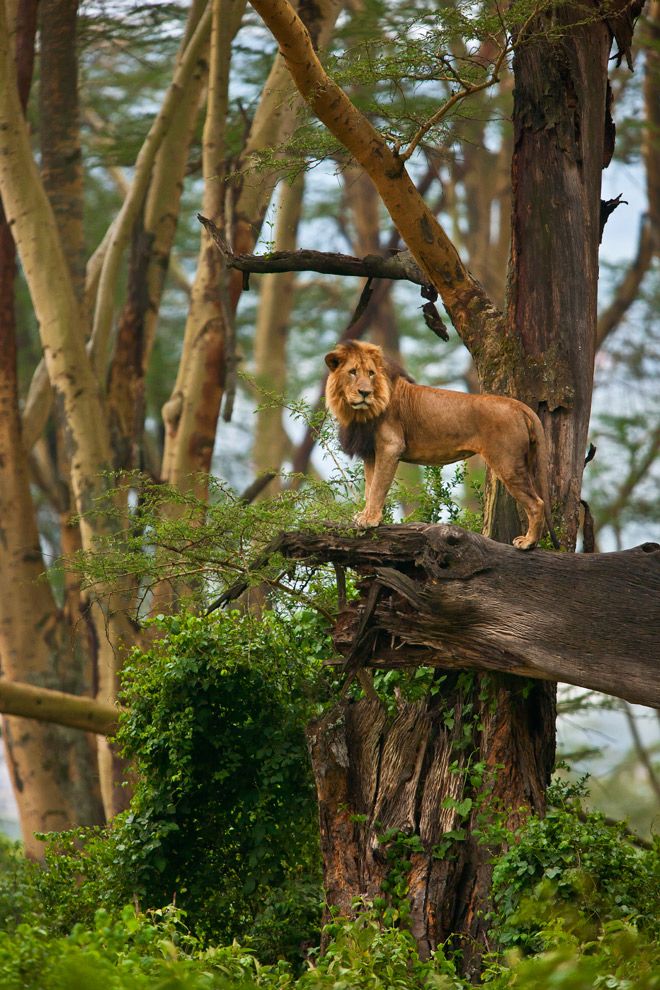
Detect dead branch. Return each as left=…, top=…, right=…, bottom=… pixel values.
left=198, top=213, right=430, bottom=286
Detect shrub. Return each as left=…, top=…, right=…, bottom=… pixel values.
left=113, top=609, right=330, bottom=956
left=489, top=779, right=660, bottom=954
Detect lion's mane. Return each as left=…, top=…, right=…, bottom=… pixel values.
left=325, top=341, right=414, bottom=460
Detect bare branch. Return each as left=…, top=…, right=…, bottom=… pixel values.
left=399, top=42, right=509, bottom=163
left=198, top=214, right=430, bottom=286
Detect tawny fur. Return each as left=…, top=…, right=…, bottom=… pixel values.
left=324, top=340, right=558, bottom=551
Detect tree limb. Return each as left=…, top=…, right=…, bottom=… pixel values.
left=198, top=214, right=431, bottom=285
left=0, top=679, right=120, bottom=735
left=248, top=0, right=501, bottom=352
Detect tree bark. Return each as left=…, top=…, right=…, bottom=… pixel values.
left=159, top=0, right=342, bottom=534
left=307, top=678, right=554, bottom=962
left=159, top=0, right=237, bottom=507
left=502, top=7, right=611, bottom=549
left=107, top=0, right=210, bottom=474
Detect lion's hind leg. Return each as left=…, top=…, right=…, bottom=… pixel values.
left=488, top=453, right=546, bottom=551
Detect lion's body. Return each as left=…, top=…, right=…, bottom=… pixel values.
left=325, top=340, right=558, bottom=551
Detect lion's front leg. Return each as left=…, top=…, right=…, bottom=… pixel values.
left=354, top=452, right=399, bottom=528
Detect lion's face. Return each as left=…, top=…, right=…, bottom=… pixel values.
left=324, top=341, right=391, bottom=426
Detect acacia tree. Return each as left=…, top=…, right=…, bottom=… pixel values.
left=246, top=0, right=645, bottom=976
left=0, top=0, right=344, bottom=842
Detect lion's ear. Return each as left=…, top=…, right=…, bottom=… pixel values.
left=325, top=350, right=343, bottom=371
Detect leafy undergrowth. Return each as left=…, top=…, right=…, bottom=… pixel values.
left=0, top=894, right=657, bottom=990
left=0, top=614, right=658, bottom=989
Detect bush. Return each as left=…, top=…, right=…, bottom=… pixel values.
left=13, top=609, right=332, bottom=961
left=113, top=609, right=331, bottom=956
left=489, top=779, right=660, bottom=954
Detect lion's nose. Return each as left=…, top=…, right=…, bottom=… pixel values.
left=359, top=388, right=372, bottom=398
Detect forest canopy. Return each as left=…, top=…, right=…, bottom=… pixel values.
left=0, top=0, right=658, bottom=986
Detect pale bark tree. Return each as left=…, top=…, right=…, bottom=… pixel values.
left=107, top=0, right=211, bottom=475
left=161, top=0, right=343, bottom=504
left=0, top=0, right=104, bottom=853
left=252, top=173, right=305, bottom=490
left=0, top=0, right=213, bottom=824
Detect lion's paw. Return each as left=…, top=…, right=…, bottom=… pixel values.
left=353, top=511, right=380, bottom=529
left=512, top=535, right=536, bottom=551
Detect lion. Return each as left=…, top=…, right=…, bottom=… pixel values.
left=324, top=340, right=559, bottom=551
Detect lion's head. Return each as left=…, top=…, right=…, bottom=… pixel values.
left=324, top=341, right=392, bottom=427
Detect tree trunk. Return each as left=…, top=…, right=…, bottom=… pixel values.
left=161, top=0, right=342, bottom=509
left=307, top=678, right=554, bottom=963
left=0, top=217, right=105, bottom=851
left=252, top=174, right=304, bottom=490
left=107, top=0, right=209, bottom=474
left=502, top=7, right=611, bottom=547
left=0, top=0, right=105, bottom=851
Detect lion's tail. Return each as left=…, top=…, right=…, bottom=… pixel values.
left=525, top=411, right=560, bottom=549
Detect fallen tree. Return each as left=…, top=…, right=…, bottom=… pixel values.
left=215, top=523, right=660, bottom=709
left=4, top=522, right=656, bottom=730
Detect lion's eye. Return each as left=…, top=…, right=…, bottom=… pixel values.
left=369, top=370, right=375, bottom=378
left=349, top=368, right=357, bottom=377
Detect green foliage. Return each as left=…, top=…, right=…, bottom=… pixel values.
left=0, top=836, right=37, bottom=934
left=0, top=903, right=223, bottom=990
left=482, top=921, right=660, bottom=990
left=112, top=609, right=329, bottom=954
left=67, top=388, right=369, bottom=616
left=299, top=910, right=463, bottom=989
left=28, top=826, right=133, bottom=936
left=2, top=777, right=660, bottom=989
left=0, top=900, right=466, bottom=990
left=397, top=462, right=483, bottom=531
left=489, top=778, right=660, bottom=954
left=3, top=610, right=332, bottom=963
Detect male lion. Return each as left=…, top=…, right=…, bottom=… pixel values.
left=325, top=340, right=559, bottom=551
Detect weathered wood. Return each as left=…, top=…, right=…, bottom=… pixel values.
left=307, top=672, right=555, bottom=962
left=279, top=524, right=660, bottom=709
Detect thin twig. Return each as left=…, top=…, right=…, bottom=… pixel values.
left=399, top=43, right=509, bottom=163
